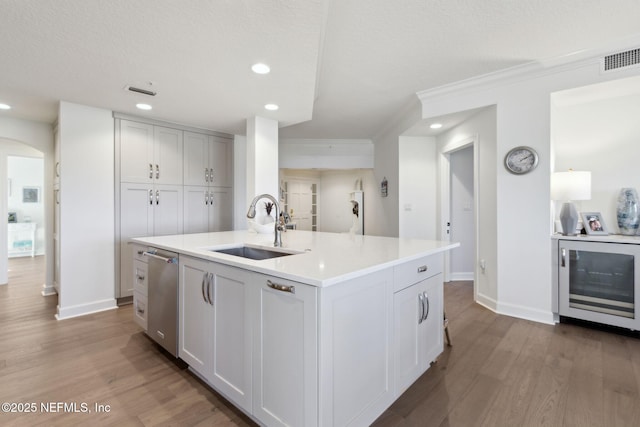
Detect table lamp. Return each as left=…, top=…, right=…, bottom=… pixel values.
left=551, top=170, right=591, bottom=235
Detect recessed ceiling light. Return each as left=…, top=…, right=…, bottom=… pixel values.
left=251, top=63, right=271, bottom=74
left=136, top=103, right=152, bottom=111
left=430, top=123, right=443, bottom=129
left=264, top=104, right=279, bottom=111
left=0, top=103, right=11, bottom=110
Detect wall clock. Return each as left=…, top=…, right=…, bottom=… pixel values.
left=504, top=146, right=539, bottom=175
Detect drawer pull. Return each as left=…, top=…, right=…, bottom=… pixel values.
left=136, top=275, right=145, bottom=281
left=267, top=280, right=295, bottom=294
left=418, top=265, right=428, bottom=273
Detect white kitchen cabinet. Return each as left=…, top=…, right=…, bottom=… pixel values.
left=319, top=268, right=394, bottom=427
left=119, top=182, right=183, bottom=296
left=132, top=244, right=149, bottom=330
left=183, top=131, right=232, bottom=187
left=393, top=274, right=443, bottom=394
left=183, top=186, right=232, bottom=234
left=251, top=272, right=318, bottom=427
left=179, top=256, right=252, bottom=412
left=120, top=120, right=183, bottom=185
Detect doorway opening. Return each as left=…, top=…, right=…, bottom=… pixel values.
left=1, top=140, right=48, bottom=296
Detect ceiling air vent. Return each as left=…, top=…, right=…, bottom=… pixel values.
left=126, top=85, right=157, bottom=96
left=603, top=48, right=640, bottom=72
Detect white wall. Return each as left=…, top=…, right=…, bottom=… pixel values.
left=0, top=117, right=53, bottom=287
left=371, top=99, right=424, bottom=237
left=279, top=139, right=374, bottom=169
left=552, top=76, right=640, bottom=232
left=418, top=37, right=640, bottom=324
left=8, top=156, right=45, bottom=255
left=449, top=146, right=474, bottom=279
left=56, top=101, right=116, bottom=319
left=398, top=136, right=437, bottom=239
left=246, top=117, right=279, bottom=225
left=233, top=134, right=247, bottom=229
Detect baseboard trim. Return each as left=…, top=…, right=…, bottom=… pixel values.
left=450, top=272, right=474, bottom=281
left=55, top=299, right=118, bottom=320
left=41, top=283, right=57, bottom=296
left=475, top=292, right=497, bottom=312
left=496, top=301, right=555, bottom=325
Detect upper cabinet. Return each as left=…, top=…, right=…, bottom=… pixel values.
left=184, top=131, right=232, bottom=187
left=120, top=120, right=183, bottom=185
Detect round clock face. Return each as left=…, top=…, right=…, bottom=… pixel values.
left=504, top=146, right=539, bottom=175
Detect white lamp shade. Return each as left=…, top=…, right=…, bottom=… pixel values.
left=551, top=171, right=591, bottom=201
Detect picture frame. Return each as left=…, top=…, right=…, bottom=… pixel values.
left=581, top=212, right=608, bottom=235
left=22, top=186, right=40, bottom=203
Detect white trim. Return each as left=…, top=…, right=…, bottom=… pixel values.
left=449, top=272, right=474, bottom=281
left=41, top=283, right=57, bottom=296
left=476, top=292, right=497, bottom=312
left=417, top=34, right=640, bottom=103
left=55, top=299, right=118, bottom=320
left=496, top=301, right=555, bottom=325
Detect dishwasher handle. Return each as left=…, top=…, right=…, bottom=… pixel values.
left=143, top=251, right=177, bottom=264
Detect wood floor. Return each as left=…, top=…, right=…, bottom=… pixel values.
left=2, top=256, right=640, bottom=426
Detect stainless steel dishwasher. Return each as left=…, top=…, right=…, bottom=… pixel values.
left=143, top=248, right=179, bottom=357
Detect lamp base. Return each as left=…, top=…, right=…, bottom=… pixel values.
left=559, top=202, right=579, bottom=236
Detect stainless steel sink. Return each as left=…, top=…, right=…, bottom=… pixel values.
left=210, top=245, right=300, bottom=260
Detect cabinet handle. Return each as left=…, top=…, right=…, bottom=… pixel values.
left=210, top=168, right=214, bottom=183
left=205, top=167, right=209, bottom=183
left=149, top=163, right=153, bottom=179
left=267, top=280, right=295, bottom=294
left=137, top=250, right=144, bottom=255
left=422, top=291, right=430, bottom=321
left=156, top=190, right=159, bottom=205
left=55, top=189, right=60, bottom=204
left=418, top=265, right=428, bottom=273
left=561, top=248, right=566, bottom=267
left=136, top=304, right=145, bottom=315
left=205, top=191, right=209, bottom=205
left=201, top=273, right=207, bottom=303
left=155, top=164, right=160, bottom=179
left=149, top=189, right=153, bottom=205
left=418, top=293, right=425, bottom=324
left=136, top=274, right=145, bottom=281
left=55, top=162, right=60, bottom=177
left=207, top=272, right=214, bottom=305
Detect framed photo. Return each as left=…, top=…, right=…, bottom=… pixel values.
left=581, top=212, right=608, bottom=235
left=23, top=187, right=40, bottom=203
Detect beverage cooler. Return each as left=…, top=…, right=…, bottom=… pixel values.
left=557, top=239, right=640, bottom=330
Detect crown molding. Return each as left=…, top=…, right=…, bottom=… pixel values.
left=417, top=33, right=640, bottom=103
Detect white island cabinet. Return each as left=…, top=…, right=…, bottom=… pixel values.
left=132, top=230, right=458, bottom=427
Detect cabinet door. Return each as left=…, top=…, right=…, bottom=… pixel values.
left=394, top=274, right=443, bottom=395
left=252, top=274, right=318, bottom=427
left=183, top=131, right=209, bottom=186
left=153, top=184, right=183, bottom=236
left=120, top=183, right=154, bottom=298
left=179, top=257, right=213, bottom=375
left=153, top=126, right=183, bottom=185
left=422, top=274, right=444, bottom=366
left=209, top=136, right=232, bottom=187
left=209, top=187, right=233, bottom=232
left=120, top=120, right=154, bottom=183
left=211, top=264, right=252, bottom=411
left=183, top=186, right=209, bottom=234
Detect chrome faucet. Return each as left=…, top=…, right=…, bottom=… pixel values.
left=247, top=194, right=283, bottom=247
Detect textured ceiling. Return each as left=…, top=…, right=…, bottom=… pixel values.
left=1, top=0, right=640, bottom=138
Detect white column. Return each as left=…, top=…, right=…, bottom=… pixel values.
left=246, top=116, right=279, bottom=210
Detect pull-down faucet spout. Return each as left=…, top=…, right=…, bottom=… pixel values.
left=247, top=194, right=283, bottom=247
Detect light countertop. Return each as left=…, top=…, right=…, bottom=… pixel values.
left=551, top=233, right=640, bottom=245
left=132, top=230, right=460, bottom=287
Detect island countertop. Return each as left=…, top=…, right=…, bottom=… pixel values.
left=131, top=230, right=459, bottom=287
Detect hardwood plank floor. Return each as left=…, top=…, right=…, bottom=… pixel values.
left=1, top=257, right=640, bottom=426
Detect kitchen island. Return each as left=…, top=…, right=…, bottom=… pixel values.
left=131, top=230, right=459, bottom=427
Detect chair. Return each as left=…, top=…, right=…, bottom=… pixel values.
left=444, top=311, right=452, bottom=346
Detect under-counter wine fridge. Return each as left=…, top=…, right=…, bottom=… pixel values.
left=558, top=239, right=640, bottom=330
